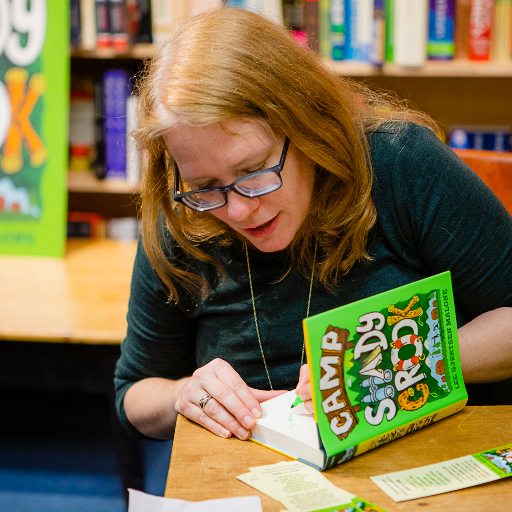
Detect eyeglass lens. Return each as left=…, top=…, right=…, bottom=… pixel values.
left=182, top=171, right=282, bottom=210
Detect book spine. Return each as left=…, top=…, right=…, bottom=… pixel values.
left=151, top=0, right=173, bottom=44
left=384, top=0, right=395, bottom=62
left=492, top=0, right=512, bottom=62
left=318, top=0, right=331, bottom=58
left=371, top=0, right=386, bottom=65
left=104, top=69, right=130, bottom=179
left=126, top=95, right=141, bottom=186
left=304, top=0, right=320, bottom=52
left=468, top=0, right=493, bottom=61
left=93, top=80, right=106, bottom=179
left=95, top=0, right=111, bottom=49
left=80, top=0, right=97, bottom=51
left=331, top=0, right=346, bottom=60
left=427, top=0, right=455, bottom=60
left=109, top=0, right=129, bottom=53
left=71, top=0, right=82, bottom=50
left=137, top=0, right=153, bottom=43
left=125, top=0, right=141, bottom=46
left=394, top=0, right=428, bottom=67
left=454, top=0, right=471, bottom=59
left=346, top=0, right=374, bottom=62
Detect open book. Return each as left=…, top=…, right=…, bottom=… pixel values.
left=250, top=272, right=468, bottom=470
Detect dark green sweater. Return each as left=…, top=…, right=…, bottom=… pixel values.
left=115, top=123, right=512, bottom=439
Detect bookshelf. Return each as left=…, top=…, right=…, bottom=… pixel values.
left=70, top=46, right=512, bottom=188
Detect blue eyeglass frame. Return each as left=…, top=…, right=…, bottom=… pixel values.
left=173, top=137, right=290, bottom=212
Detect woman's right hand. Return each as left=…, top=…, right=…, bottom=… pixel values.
left=175, top=358, right=286, bottom=440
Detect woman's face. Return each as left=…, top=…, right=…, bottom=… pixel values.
left=164, top=119, right=315, bottom=252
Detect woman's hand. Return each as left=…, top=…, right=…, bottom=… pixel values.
left=295, top=364, right=314, bottom=413
left=175, top=358, right=286, bottom=440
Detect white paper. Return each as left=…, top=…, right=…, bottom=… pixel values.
left=128, top=489, right=263, bottom=512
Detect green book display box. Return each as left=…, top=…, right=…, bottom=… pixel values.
left=0, top=0, right=69, bottom=256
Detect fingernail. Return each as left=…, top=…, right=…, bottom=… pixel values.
left=251, top=407, right=262, bottom=419
left=221, top=428, right=230, bottom=438
left=244, top=415, right=254, bottom=428
left=238, top=428, right=249, bottom=439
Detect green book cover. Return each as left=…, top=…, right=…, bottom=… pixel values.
left=0, top=0, right=69, bottom=256
left=318, top=0, right=331, bottom=59
left=303, top=271, right=467, bottom=470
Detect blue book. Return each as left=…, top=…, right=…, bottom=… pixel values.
left=104, top=69, right=130, bottom=179
left=331, top=0, right=346, bottom=60
left=427, top=0, right=455, bottom=60
left=345, top=0, right=373, bottom=62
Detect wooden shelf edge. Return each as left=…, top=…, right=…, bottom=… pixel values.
left=71, top=46, right=512, bottom=77
left=68, top=171, right=140, bottom=194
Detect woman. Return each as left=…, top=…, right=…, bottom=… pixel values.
left=115, top=9, right=512, bottom=442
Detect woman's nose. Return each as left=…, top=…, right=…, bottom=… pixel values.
left=226, top=191, right=259, bottom=221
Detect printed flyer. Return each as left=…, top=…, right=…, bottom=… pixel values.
left=371, top=443, right=512, bottom=501
left=0, top=0, right=69, bottom=256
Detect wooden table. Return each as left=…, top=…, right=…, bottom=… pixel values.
left=0, top=238, right=137, bottom=344
left=0, top=238, right=142, bottom=496
left=166, top=407, right=512, bottom=511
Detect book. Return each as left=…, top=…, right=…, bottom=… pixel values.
left=454, top=0, right=471, bottom=59
left=251, top=272, right=468, bottom=471
left=427, top=0, right=455, bottom=60
left=371, top=0, right=386, bottom=65
left=71, top=0, right=82, bottom=50
left=393, top=0, right=428, bottom=66
left=109, top=0, right=130, bottom=53
left=95, top=0, right=111, bottom=50
left=492, top=0, right=512, bottom=62
left=304, top=0, right=320, bottom=52
left=468, top=0, right=493, bottom=61
left=330, top=0, right=346, bottom=60
left=104, top=69, right=130, bottom=179
left=80, top=0, right=97, bottom=51
left=345, top=0, right=374, bottom=62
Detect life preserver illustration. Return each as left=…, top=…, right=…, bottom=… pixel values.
left=398, top=383, right=430, bottom=411
left=391, top=334, right=425, bottom=371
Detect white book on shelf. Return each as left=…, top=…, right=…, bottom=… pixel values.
left=126, top=95, right=140, bottom=187
left=394, top=0, right=428, bottom=67
left=80, top=0, right=97, bottom=51
left=151, top=0, right=188, bottom=44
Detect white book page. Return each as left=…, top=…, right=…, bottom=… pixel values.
left=257, top=391, right=320, bottom=450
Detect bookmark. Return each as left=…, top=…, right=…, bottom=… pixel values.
left=371, top=443, right=512, bottom=502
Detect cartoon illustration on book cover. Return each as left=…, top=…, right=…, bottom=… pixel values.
left=346, top=289, right=452, bottom=423
left=0, top=2, right=47, bottom=220
left=307, top=274, right=466, bottom=468
left=480, top=445, right=512, bottom=475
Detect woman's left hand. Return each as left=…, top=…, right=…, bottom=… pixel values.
left=295, top=364, right=314, bottom=413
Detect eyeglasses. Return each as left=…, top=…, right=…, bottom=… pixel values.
left=173, top=138, right=290, bottom=212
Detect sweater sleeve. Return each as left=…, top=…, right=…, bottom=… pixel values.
left=114, top=238, right=198, bottom=439
left=372, top=123, right=512, bottom=321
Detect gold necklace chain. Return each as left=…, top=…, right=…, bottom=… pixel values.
left=245, top=241, right=317, bottom=390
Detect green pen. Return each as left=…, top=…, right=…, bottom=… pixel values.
left=291, top=395, right=304, bottom=408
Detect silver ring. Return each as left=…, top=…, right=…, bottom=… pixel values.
left=199, top=392, right=212, bottom=411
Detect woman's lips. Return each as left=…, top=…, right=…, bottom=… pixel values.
left=244, top=213, right=280, bottom=238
